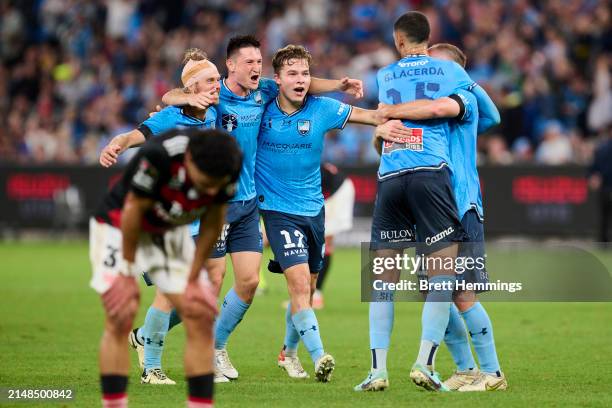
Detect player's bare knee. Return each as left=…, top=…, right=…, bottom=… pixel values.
left=454, top=290, right=476, bottom=311
left=209, top=276, right=224, bottom=297
left=205, top=259, right=226, bottom=296
left=288, top=276, right=310, bottom=300
left=182, top=314, right=213, bottom=339
left=236, top=272, right=259, bottom=300
left=152, top=290, right=173, bottom=311
left=105, top=314, right=134, bottom=338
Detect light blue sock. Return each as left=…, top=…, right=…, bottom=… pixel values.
left=142, top=307, right=171, bottom=371
left=444, top=304, right=476, bottom=371
left=462, top=302, right=501, bottom=374
left=416, top=275, right=455, bottom=369
left=136, top=327, right=144, bottom=343
left=292, top=309, right=324, bottom=363
left=215, top=288, right=250, bottom=349
left=284, top=302, right=300, bottom=352
left=421, top=275, right=455, bottom=341
left=369, top=290, right=394, bottom=372
left=168, top=308, right=181, bottom=331
left=137, top=309, right=180, bottom=341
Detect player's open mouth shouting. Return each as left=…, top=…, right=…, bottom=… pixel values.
left=293, top=86, right=306, bottom=98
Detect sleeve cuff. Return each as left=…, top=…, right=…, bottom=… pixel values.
left=340, top=105, right=353, bottom=129
left=448, top=94, right=466, bottom=121
left=137, top=124, right=153, bottom=140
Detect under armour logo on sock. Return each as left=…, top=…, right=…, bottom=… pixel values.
left=468, top=328, right=488, bottom=337
left=299, top=325, right=317, bottom=336
left=145, top=338, right=164, bottom=347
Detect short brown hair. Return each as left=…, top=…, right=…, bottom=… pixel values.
left=428, top=43, right=467, bottom=67
left=272, top=45, right=313, bottom=74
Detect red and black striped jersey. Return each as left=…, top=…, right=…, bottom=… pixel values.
left=95, top=132, right=234, bottom=233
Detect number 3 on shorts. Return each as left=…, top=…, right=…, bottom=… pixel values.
left=103, top=245, right=119, bottom=268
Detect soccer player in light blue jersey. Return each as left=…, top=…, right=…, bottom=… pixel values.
left=256, top=45, right=402, bottom=382
left=375, top=43, right=507, bottom=392
left=355, top=12, right=484, bottom=393
left=361, top=42, right=507, bottom=392
left=100, top=49, right=220, bottom=385
left=161, top=36, right=367, bottom=383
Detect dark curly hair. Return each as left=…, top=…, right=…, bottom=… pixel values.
left=186, top=128, right=242, bottom=183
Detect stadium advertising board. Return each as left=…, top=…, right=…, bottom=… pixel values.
left=0, top=165, right=598, bottom=236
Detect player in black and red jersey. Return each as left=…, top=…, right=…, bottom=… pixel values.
left=89, top=128, right=241, bottom=408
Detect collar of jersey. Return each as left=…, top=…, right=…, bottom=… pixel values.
left=275, top=96, right=308, bottom=117
left=401, top=54, right=429, bottom=59
left=180, top=108, right=209, bottom=122
left=222, top=78, right=253, bottom=100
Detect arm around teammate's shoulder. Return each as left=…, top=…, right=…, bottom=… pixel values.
left=161, top=88, right=216, bottom=110
left=348, top=106, right=382, bottom=126
left=377, top=97, right=462, bottom=122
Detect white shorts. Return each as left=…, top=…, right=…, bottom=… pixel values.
left=89, top=218, right=195, bottom=294
left=324, top=179, right=355, bottom=237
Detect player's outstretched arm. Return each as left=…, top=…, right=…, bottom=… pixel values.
left=161, top=88, right=218, bottom=109
left=310, top=77, right=364, bottom=99
left=378, top=98, right=461, bottom=122
left=471, top=85, right=500, bottom=133
left=347, top=106, right=382, bottom=126
left=99, top=129, right=146, bottom=168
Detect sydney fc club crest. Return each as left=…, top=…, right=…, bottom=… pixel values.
left=297, top=120, right=311, bottom=135
left=254, top=91, right=263, bottom=104
left=222, top=114, right=239, bottom=132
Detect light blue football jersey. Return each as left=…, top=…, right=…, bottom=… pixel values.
left=212, top=78, right=278, bottom=202
left=139, top=105, right=216, bottom=136
left=376, top=55, right=475, bottom=180
left=448, top=88, right=481, bottom=221
left=450, top=84, right=499, bottom=220
left=255, top=95, right=352, bottom=216
left=471, top=84, right=500, bottom=135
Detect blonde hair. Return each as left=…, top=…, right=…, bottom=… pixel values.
left=428, top=43, right=467, bottom=67
left=182, top=48, right=208, bottom=64
left=181, top=48, right=216, bottom=88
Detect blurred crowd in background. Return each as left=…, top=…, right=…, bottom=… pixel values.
left=0, top=0, right=610, bottom=166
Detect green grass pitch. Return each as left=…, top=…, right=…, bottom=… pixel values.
left=1, top=242, right=611, bottom=407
